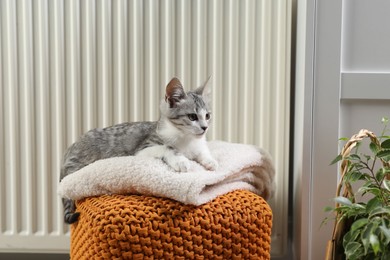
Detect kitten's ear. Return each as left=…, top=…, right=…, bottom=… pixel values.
left=165, top=77, right=186, bottom=108
left=194, top=76, right=212, bottom=100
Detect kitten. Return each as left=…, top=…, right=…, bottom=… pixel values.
left=60, top=77, right=218, bottom=224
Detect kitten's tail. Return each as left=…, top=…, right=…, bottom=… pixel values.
left=60, top=157, right=85, bottom=224
left=62, top=198, right=80, bottom=224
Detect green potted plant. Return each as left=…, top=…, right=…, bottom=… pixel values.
left=325, top=118, right=390, bottom=260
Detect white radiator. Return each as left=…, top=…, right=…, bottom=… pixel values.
left=0, top=0, right=291, bottom=255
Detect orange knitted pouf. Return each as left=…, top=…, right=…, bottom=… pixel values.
left=70, top=190, right=272, bottom=259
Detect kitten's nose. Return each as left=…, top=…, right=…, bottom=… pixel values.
left=201, top=126, right=208, bottom=132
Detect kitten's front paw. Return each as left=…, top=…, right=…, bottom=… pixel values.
left=168, top=155, right=191, bottom=172
left=200, top=158, right=219, bottom=171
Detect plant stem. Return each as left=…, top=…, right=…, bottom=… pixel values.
left=359, top=157, right=389, bottom=207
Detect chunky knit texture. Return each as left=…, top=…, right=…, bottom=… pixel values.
left=71, top=190, right=272, bottom=259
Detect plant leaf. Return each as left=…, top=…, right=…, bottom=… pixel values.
left=334, top=196, right=352, bottom=206
left=324, top=206, right=334, bottom=212
left=379, top=224, right=390, bottom=245
left=369, top=207, right=390, bottom=218
left=362, top=222, right=376, bottom=255
left=363, top=154, right=372, bottom=162
left=362, top=235, right=370, bottom=255
left=381, top=139, right=390, bottom=149
left=330, top=154, right=342, bottom=165
left=344, top=241, right=363, bottom=260
left=351, top=218, right=369, bottom=231
left=343, top=228, right=361, bottom=250
left=360, top=186, right=382, bottom=197
left=370, top=233, right=380, bottom=255
left=377, top=149, right=390, bottom=157
left=350, top=154, right=361, bottom=160
left=347, top=171, right=364, bottom=182
left=377, top=149, right=390, bottom=161
left=384, top=179, right=390, bottom=192
left=375, top=168, right=386, bottom=182
left=370, top=141, right=380, bottom=154
left=366, top=197, right=382, bottom=213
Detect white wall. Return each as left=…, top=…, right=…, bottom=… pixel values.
left=295, top=0, right=390, bottom=259
left=293, top=0, right=313, bottom=258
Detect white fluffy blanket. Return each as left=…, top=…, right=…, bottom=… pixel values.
left=58, top=141, right=275, bottom=205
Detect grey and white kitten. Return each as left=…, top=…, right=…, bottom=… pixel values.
left=60, top=77, right=218, bottom=224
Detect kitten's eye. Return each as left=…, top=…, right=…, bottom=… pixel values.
left=205, top=113, right=211, bottom=120
left=187, top=114, right=198, bottom=121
